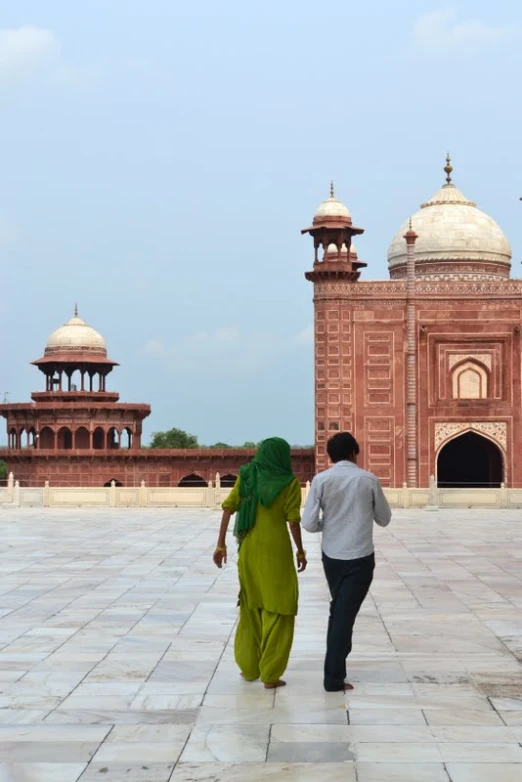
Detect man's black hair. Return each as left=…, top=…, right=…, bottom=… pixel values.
left=327, top=432, right=360, bottom=463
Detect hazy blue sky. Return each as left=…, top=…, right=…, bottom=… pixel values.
left=1, top=1, right=521, bottom=446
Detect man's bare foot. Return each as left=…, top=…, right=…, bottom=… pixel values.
left=344, top=682, right=354, bottom=691
left=264, top=679, right=286, bottom=689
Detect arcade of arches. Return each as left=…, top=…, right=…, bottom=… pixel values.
left=8, top=425, right=136, bottom=450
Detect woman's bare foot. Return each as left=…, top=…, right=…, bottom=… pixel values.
left=264, top=679, right=286, bottom=689
left=344, top=682, right=354, bottom=691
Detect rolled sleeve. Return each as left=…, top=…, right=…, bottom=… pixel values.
left=222, top=478, right=240, bottom=513
left=284, top=478, right=302, bottom=523
left=301, top=476, right=323, bottom=533
left=373, top=479, right=392, bottom=527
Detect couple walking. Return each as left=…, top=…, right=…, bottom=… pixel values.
left=213, top=432, right=391, bottom=692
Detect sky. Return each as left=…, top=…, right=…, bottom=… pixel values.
left=0, top=0, right=521, bottom=446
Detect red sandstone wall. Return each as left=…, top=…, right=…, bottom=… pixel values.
left=311, top=280, right=522, bottom=487
left=352, top=308, right=407, bottom=487
left=0, top=448, right=315, bottom=487
left=417, top=304, right=522, bottom=487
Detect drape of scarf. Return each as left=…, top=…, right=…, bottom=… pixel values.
left=233, top=437, right=296, bottom=545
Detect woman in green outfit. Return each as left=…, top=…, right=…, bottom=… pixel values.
left=213, top=437, right=307, bottom=689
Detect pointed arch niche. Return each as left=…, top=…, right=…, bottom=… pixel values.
left=451, top=358, right=489, bottom=400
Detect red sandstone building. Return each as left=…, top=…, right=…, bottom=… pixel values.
left=304, top=159, right=519, bottom=488
left=0, top=311, right=313, bottom=486
left=1, top=158, right=519, bottom=488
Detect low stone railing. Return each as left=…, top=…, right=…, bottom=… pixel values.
left=1, top=473, right=522, bottom=510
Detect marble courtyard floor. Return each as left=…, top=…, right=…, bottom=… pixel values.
left=0, top=509, right=522, bottom=781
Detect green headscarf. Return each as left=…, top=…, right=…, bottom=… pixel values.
left=234, top=437, right=296, bottom=544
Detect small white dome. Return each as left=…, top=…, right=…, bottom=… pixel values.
left=46, top=314, right=106, bottom=353
left=326, top=243, right=358, bottom=255
left=315, top=182, right=351, bottom=220
left=316, top=196, right=351, bottom=219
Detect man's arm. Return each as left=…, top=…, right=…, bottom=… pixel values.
left=373, top=479, right=392, bottom=527
left=301, top=477, right=323, bottom=533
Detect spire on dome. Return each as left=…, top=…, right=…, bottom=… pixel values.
left=330, top=180, right=335, bottom=198
left=444, top=153, right=453, bottom=185
left=74, top=303, right=78, bottom=318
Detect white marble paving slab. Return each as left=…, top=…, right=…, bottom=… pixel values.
left=1, top=507, right=522, bottom=779
left=181, top=724, right=270, bottom=762
left=0, top=763, right=87, bottom=782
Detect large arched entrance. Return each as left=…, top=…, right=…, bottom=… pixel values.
left=437, top=431, right=503, bottom=488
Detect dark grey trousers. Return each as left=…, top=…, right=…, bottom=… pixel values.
left=322, top=551, right=375, bottom=692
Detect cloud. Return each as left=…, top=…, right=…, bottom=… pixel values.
left=0, top=26, right=59, bottom=83
left=0, top=26, right=101, bottom=89
left=413, top=9, right=518, bottom=56
left=143, top=324, right=313, bottom=374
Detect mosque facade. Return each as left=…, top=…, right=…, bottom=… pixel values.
left=1, top=158, right=520, bottom=489
left=303, top=158, right=520, bottom=488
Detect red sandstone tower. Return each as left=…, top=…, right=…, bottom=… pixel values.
left=302, top=184, right=365, bottom=472
left=304, top=159, right=521, bottom=488
left=0, top=309, right=150, bottom=457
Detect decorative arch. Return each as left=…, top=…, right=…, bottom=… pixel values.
left=436, top=430, right=503, bottom=488
left=93, top=427, right=105, bottom=449
left=24, top=427, right=36, bottom=448
left=434, top=421, right=507, bottom=454
left=178, top=474, right=207, bottom=487
left=39, top=426, right=55, bottom=449
left=220, top=474, right=238, bottom=488
left=75, top=427, right=90, bottom=449
left=104, top=479, right=123, bottom=487
left=451, top=358, right=489, bottom=400
left=107, top=427, right=120, bottom=449
left=57, top=427, right=73, bottom=450
left=121, top=427, right=133, bottom=449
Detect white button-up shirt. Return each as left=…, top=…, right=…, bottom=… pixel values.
left=301, top=460, right=392, bottom=560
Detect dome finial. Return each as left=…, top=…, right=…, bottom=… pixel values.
left=444, top=153, right=453, bottom=185
left=74, top=303, right=78, bottom=318
left=330, top=180, right=335, bottom=198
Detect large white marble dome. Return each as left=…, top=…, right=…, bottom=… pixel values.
left=387, top=163, right=512, bottom=280
left=45, top=311, right=107, bottom=354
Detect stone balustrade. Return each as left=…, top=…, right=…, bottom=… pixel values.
left=1, top=472, right=522, bottom=510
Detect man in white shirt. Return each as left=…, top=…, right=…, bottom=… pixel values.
left=302, top=432, right=392, bottom=692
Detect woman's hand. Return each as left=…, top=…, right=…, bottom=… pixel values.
left=213, top=546, right=227, bottom=568
left=296, top=550, right=307, bottom=573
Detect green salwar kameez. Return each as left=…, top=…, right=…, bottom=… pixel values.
left=222, top=477, right=302, bottom=683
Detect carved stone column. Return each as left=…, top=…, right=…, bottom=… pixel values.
left=404, top=220, right=418, bottom=487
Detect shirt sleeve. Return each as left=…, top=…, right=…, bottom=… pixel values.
left=301, top=476, right=323, bottom=533
left=284, top=478, right=302, bottom=523
left=373, top=478, right=392, bottom=527
left=222, top=478, right=240, bottom=513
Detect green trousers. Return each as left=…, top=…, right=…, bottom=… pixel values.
left=235, top=601, right=295, bottom=683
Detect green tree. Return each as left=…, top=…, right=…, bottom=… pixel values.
left=0, top=460, right=7, bottom=480
left=209, top=442, right=232, bottom=449
left=241, top=441, right=258, bottom=448
left=149, top=428, right=199, bottom=449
